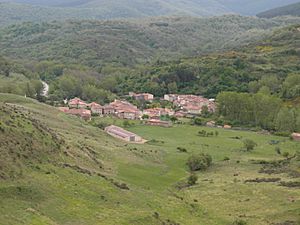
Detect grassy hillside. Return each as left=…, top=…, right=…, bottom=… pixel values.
left=257, top=2, right=300, bottom=18
left=0, top=93, right=299, bottom=224
left=1, top=15, right=300, bottom=68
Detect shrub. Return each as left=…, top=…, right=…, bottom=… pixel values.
left=242, top=139, right=257, bottom=151
left=198, top=130, right=214, bottom=137
left=193, top=117, right=203, bottom=126
left=223, top=156, right=230, bottom=161
left=230, top=219, right=247, bottom=225
left=275, top=147, right=281, bottom=155
left=170, top=116, right=178, bottom=122
left=187, top=173, right=198, bottom=186
left=123, top=120, right=133, bottom=128
left=282, top=152, right=289, bottom=158
left=187, top=153, right=212, bottom=171
left=142, top=114, right=149, bottom=119
left=177, top=147, right=188, bottom=153
left=95, top=121, right=109, bottom=130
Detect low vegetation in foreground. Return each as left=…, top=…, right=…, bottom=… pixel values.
left=0, top=94, right=299, bottom=225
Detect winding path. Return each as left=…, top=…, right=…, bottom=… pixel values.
left=41, top=80, right=49, bottom=97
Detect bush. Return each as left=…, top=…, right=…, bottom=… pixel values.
left=177, top=147, right=188, bottom=153
left=230, top=219, right=247, bottom=225
left=242, top=139, right=257, bottom=151
left=142, top=114, right=149, bottom=119
left=282, top=152, right=289, bottom=158
left=275, top=147, right=281, bottom=155
left=223, top=156, right=230, bottom=161
left=94, top=121, right=109, bottom=130
left=187, top=173, right=198, bottom=186
left=193, top=117, right=203, bottom=126
left=123, top=120, right=133, bottom=128
left=187, top=153, right=212, bottom=171
left=198, top=130, right=214, bottom=137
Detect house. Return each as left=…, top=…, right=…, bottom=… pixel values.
left=66, top=108, right=91, bottom=121
left=174, top=111, right=186, bottom=118
left=110, top=100, right=141, bottom=120
left=143, top=108, right=174, bottom=119
left=206, top=121, right=216, bottom=127
left=118, top=109, right=140, bottom=120
left=102, top=105, right=115, bottom=115
left=292, top=133, right=300, bottom=141
left=183, top=104, right=202, bottom=115
left=68, top=97, right=88, bottom=109
left=164, top=94, right=178, bottom=102
left=164, top=94, right=216, bottom=115
left=91, top=105, right=103, bottom=115
left=88, top=102, right=101, bottom=108
left=130, top=92, right=154, bottom=101
left=58, top=107, right=69, bottom=113
left=223, top=125, right=232, bottom=129
left=105, top=125, right=142, bottom=142
left=146, top=119, right=172, bottom=127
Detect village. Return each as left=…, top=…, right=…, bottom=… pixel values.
left=58, top=92, right=216, bottom=122
left=58, top=92, right=300, bottom=144
left=57, top=92, right=220, bottom=142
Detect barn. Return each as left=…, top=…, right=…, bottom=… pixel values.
left=105, top=125, right=142, bottom=142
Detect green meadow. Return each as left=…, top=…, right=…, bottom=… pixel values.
left=0, top=94, right=299, bottom=225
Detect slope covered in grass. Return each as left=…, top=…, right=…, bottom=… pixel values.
left=0, top=93, right=299, bottom=224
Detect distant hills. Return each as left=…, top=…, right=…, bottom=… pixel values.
left=1, top=0, right=300, bottom=26
left=1, top=15, right=300, bottom=68
left=257, top=2, right=300, bottom=18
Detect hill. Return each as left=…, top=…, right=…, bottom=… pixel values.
left=218, top=0, right=300, bottom=15
left=115, top=24, right=300, bottom=98
left=1, top=15, right=300, bottom=68
left=1, top=0, right=300, bottom=26
left=257, top=2, right=300, bottom=18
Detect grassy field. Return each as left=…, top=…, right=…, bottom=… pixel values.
left=0, top=94, right=299, bottom=225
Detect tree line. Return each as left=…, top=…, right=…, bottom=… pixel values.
left=217, top=91, right=300, bottom=133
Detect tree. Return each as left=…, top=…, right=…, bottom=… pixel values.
left=275, top=107, right=295, bottom=132
left=0, top=56, right=11, bottom=77
left=282, top=73, right=300, bottom=99
left=201, top=105, right=210, bottom=118
left=258, top=86, right=271, bottom=95
left=142, top=114, right=149, bottom=120
left=248, top=81, right=259, bottom=93
left=167, top=82, right=178, bottom=93
left=170, top=116, right=178, bottom=123
left=123, top=120, right=131, bottom=128
left=243, top=139, right=257, bottom=151
left=187, top=153, right=212, bottom=171
left=193, top=117, right=203, bottom=126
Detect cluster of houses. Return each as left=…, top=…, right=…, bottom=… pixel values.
left=58, top=93, right=216, bottom=126
left=164, top=94, right=216, bottom=115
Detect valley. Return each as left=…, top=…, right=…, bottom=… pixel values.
left=0, top=94, right=299, bottom=225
